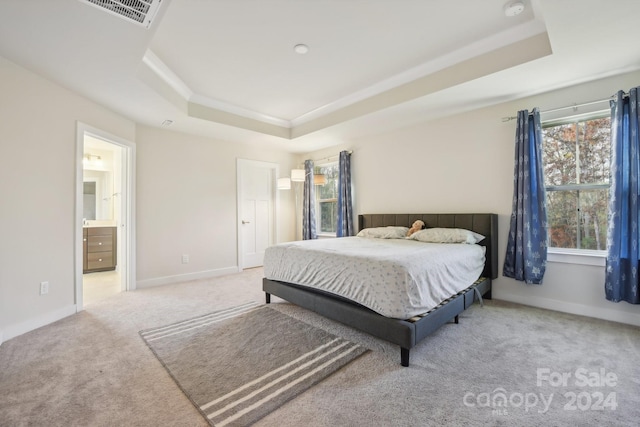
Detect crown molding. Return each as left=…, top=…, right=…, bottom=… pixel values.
left=140, top=21, right=551, bottom=139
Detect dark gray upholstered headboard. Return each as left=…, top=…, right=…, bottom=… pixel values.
left=358, top=213, right=498, bottom=280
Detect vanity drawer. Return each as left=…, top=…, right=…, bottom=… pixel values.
left=87, top=252, right=114, bottom=270
left=87, top=235, right=113, bottom=252
left=87, top=226, right=115, bottom=236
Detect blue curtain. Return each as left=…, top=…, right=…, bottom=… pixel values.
left=503, top=108, right=548, bottom=284
left=605, top=87, right=640, bottom=304
left=302, top=159, right=317, bottom=240
left=337, top=151, right=354, bottom=237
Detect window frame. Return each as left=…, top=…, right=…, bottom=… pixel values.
left=314, top=161, right=339, bottom=237
left=541, top=111, right=610, bottom=261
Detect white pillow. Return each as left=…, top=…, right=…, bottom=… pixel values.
left=356, top=226, right=410, bottom=239
left=407, top=228, right=485, bottom=244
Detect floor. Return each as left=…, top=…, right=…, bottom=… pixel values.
left=83, top=270, right=120, bottom=305
left=2, top=269, right=638, bottom=426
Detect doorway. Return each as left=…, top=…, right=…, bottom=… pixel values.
left=237, top=159, right=278, bottom=270
left=76, top=123, right=136, bottom=311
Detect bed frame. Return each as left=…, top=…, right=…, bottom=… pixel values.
left=263, top=213, right=498, bottom=367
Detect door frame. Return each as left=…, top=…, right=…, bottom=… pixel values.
left=236, top=159, right=279, bottom=271
left=75, top=122, right=136, bottom=311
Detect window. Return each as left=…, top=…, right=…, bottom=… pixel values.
left=542, top=115, right=610, bottom=251
left=315, top=163, right=339, bottom=235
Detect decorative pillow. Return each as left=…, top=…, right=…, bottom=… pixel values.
left=356, top=226, right=410, bottom=239
left=407, top=228, right=485, bottom=244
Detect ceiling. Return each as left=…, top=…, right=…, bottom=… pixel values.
left=1, top=0, right=639, bottom=153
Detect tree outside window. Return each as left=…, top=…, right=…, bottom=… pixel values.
left=542, top=116, right=610, bottom=250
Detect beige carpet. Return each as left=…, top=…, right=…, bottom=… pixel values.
left=1, top=267, right=639, bottom=426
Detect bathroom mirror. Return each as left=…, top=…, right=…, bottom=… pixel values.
left=83, top=170, right=113, bottom=221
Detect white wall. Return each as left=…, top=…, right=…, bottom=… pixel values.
left=304, top=70, right=640, bottom=327
left=135, top=125, right=296, bottom=286
left=0, top=55, right=136, bottom=342
left=0, top=55, right=297, bottom=343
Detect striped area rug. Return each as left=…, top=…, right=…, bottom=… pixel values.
left=140, top=302, right=368, bottom=426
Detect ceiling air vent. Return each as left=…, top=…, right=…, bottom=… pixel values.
left=80, top=0, right=162, bottom=29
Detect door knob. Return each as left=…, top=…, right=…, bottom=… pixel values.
left=242, top=220, right=251, bottom=224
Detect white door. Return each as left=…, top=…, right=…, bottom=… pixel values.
left=238, top=160, right=276, bottom=269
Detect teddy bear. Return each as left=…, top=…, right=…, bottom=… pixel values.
left=407, top=220, right=425, bottom=237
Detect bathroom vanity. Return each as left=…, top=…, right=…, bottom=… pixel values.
left=83, top=226, right=117, bottom=273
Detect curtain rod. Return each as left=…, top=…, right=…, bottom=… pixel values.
left=501, top=92, right=629, bottom=122
left=313, top=150, right=352, bottom=164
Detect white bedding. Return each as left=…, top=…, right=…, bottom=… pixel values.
left=263, top=237, right=486, bottom=319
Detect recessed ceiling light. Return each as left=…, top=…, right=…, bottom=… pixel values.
left=504, top=1, right=525, bottom=17
left=294, top=44, right=309, bottom=54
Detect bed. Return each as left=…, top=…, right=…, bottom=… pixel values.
left=263, top=213, right=498, bottom=367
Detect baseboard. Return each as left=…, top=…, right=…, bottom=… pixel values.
left=3, top=304, right=77, bottom=343
left=496, top=292, right=640, bottom=327
left=136, top=266, right=240, bottom=289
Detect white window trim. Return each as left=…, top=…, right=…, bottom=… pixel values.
left=317, top=233, right=337, bottom=239
left=547, top=247, right=606, bottom=267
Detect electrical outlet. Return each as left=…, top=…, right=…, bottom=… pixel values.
left=40, top=281, right=49, bottom=295
left=182, top=254, right=190, bottom=264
